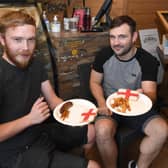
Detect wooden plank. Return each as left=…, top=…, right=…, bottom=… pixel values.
left=50, top=31, right=109, bottom=99
left=128, top=0, right=168, bottom=3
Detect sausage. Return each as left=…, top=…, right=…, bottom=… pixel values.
left=60, top=101, right=73, bottom=120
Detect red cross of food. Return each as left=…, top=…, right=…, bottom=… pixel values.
left=117, top=89, right=138, bottom=99
left=81, top=108, right=96, bottom=122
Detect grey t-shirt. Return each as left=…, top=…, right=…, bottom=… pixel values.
left=92, top=46, right=159, bottom=98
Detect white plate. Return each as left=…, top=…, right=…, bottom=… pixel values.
left=53, top=99, right=97, bottom=126
left=106, top=92, right=152, bottom=116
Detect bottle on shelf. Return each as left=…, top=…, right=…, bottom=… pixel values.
left=83, top=7, right=91, bottom=31
left=51, top=15, right=61, bottom=33
left=63, top=17, right=70, bottom=31
left=42, top=10, right=50, bottom=32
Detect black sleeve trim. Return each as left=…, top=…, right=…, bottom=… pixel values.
left=136, top=48, right=159, bottom=81
left=92, top=46, right=113, bottom=73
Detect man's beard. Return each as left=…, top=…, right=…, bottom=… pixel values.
left=5, top=47, right=34, bottom=69
left=113, top=42, right=133, bottom=57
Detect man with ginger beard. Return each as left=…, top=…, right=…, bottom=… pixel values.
left=0, top=10, right=100, bottom=168
left=3, top=33, right=34, bottom=69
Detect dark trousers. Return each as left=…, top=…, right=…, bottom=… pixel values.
left=1, top=123, right=88, bottom=168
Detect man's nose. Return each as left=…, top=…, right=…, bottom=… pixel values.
left=22, top=40, right=29, bottom=50
left=113, top=38, right=120, bottom=45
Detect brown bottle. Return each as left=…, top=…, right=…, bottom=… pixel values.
left=83, top=8, right=91, bottom=31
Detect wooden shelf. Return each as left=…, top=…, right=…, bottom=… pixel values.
left=156, top=10, right=168, bottom=33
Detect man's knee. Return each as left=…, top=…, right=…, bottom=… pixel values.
left=144, top=117, right=168, bottom=141
left=95, top=118, right=116, bottom=140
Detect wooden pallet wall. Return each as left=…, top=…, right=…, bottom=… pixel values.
left=125, top=0, right=168, bottom=30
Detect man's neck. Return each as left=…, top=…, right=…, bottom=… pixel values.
left=117, top=47, right=137, bottom=61
left=2, top=54, right=15, bottom=66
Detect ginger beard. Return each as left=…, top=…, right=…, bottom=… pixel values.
left=1, top=24, right=36, bottom=69
left=3, top=40, right=35, bottom=69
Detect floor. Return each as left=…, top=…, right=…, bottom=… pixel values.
left=85, top=80, right=168, bottom=168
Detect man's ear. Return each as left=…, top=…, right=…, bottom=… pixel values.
left=0, top=33, right=5, bottom=46
left=132, top=31, right=138, bottom=43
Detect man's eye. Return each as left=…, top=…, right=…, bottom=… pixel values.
left=14, top=38, right=22, bottom=42
left=118, top=35, right=127, bottom=40
left=28, top=39, right=35, bottom=43
left=109, top=35, right=115, bottom=40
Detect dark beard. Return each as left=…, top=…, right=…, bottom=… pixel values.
left=114, top=45, right=132, bottom=57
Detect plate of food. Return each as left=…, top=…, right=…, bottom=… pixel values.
left=106, top=89, right=152, bottom=116
left=53, top=99, right=97, bottom=126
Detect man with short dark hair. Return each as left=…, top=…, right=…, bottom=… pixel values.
left=90, top=15, right=168, bottom=168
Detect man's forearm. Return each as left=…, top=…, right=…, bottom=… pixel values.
left=0, top=115, right=32, bottom=142
left=144, top=91, right=157, bottom=104
left=90, top=83, right=106, bottom=107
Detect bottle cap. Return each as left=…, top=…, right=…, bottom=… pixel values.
left=53, top=15, right=58, bottom=21
left=85, top=8, right=90, bottom=15
left=42, top=11, right=47, bottom=19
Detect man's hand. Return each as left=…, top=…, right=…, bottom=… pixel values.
left=27, top=97, right=50, bottom=125
left=97, top=106, right=112, bottom=116
left=136, top=88, right=143, bottom=93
